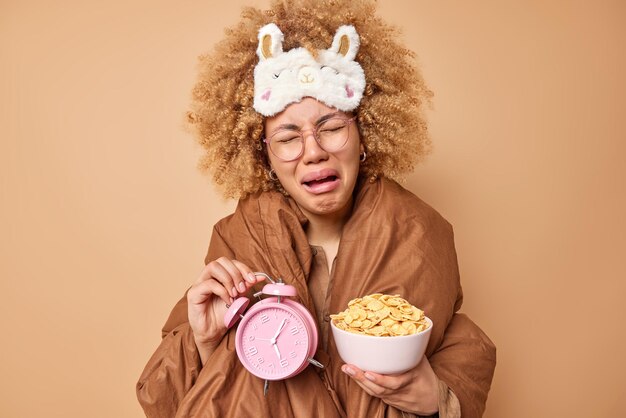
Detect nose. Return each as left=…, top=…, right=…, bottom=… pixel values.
left=301, top=130, right=328, bottom=164
left=300, top=73, right=313, bottom=83
left=298, top=66, right=317, bottom=85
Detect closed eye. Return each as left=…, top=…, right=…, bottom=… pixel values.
left=321, top=65, right=339, bottom=75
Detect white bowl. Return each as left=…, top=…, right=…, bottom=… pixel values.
left=330, top=316, right=432, bottom=374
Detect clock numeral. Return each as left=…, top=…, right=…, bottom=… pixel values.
left=289, top=351, right=297, bottom=359
left=294, top=340, right=303, bottom=346
left=280, top=359, right=289, bottom=368
left=252, top=323, right=258, bottom=331
left=257, top=357, right=264, bottom=364
left=268, top=363, right=274, bottom=368
left=290, top=326, right=299, bottom=335
left=248, top=346, right=258, bottom=356
left=260, top=314, right=270, bottom=324
left=248, top=335, right=255, bottom=342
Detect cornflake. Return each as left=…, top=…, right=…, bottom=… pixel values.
left=330, top=294, right=430, bottom=336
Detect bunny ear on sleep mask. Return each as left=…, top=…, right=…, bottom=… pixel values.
left=253, top=23, right=366, bottom=116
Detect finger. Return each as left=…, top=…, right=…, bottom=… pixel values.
left=233, top=260, right=265, bottom=289
left=231, top=260, right=262, bottom=290
left=216, top=257, right=252, bottom=296
left=188, top=278, right=233, bottom=306
left=341, top=365, right=389, bottom=397
left=342, top=365, right=379, bottom=397
left=196, top=259, right=238, bottom=298
left=359, top=370, right=409, bottom=391
left=195, top=259, right=228, bottom=285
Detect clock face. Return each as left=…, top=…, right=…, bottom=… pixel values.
left=237, top=304, right=311, bottom=380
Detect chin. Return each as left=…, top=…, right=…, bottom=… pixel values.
left=308, top=196, right=353, bottom=217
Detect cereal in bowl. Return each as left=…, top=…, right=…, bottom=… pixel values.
left=330, top=293, right=430, bottom=336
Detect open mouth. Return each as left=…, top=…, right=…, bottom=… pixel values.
left=301, top=170, right=341, bottom=194
left=303, top=175, right=338, bottom=187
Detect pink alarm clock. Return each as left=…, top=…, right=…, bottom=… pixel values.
left=223, top=273, right=323, bottom=387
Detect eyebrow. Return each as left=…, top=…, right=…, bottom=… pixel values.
left=274, top=112, right=342, bottom=132
left=315, top=112, right=341, bottom=125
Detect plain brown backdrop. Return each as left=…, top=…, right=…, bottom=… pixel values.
left=2, top=0, right=624, bottom=417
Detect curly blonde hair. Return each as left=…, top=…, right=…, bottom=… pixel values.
left=187, top=0, right=432, bottom=199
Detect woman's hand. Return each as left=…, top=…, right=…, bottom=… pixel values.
left=187, top=257, right=263, bottom=365
left=342, top=356, right=439, bottom=415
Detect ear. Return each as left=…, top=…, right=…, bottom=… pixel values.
left=257, top=23, right=284, bottom=60
left=329, top=25, right=360, bottom=61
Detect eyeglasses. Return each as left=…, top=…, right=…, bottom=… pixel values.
left=264, top=116, right=357, bottom=162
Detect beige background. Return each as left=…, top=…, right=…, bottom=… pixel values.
left=1, top=0, right=624, bottom=416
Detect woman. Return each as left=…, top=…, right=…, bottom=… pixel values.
left=137, top=1, right=496, bottom=417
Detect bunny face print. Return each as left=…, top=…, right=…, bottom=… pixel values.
left=253, top=23, right=366, bottom=117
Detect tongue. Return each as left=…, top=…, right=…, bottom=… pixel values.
left=307, top=176, right=334, bottom=186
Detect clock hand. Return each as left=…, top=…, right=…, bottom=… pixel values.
left=273, top=343, right=282, bottom=360
left=272, top=318, right=287, bottom=340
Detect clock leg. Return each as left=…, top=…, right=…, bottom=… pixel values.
left=263, top=379, right=269, bottom=396
left=308, top=358, right=324, bottom=369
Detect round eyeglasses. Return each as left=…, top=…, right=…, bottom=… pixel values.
left=264, top=116, right=357, bottom=162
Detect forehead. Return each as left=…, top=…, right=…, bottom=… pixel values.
left=265, top=97, right=345, bottom=129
